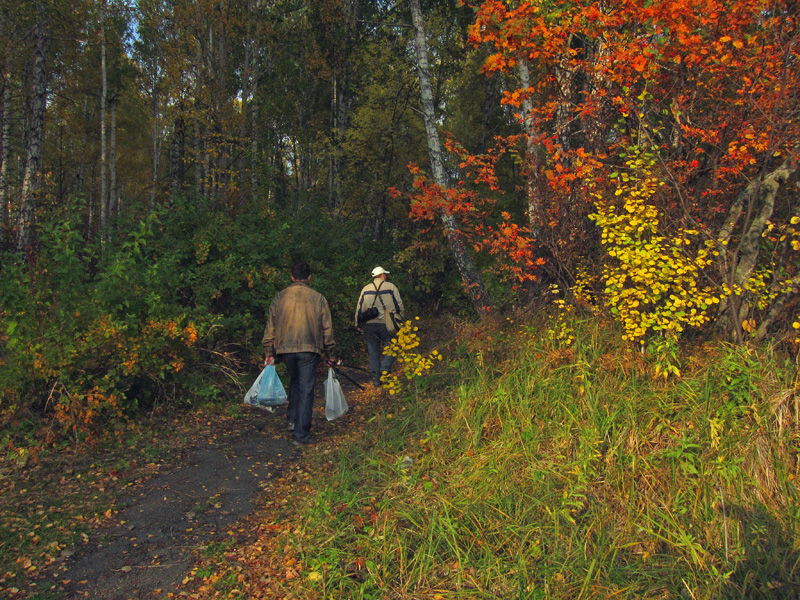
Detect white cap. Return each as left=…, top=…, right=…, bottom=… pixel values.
left=371, top=266, right=389, bottom=277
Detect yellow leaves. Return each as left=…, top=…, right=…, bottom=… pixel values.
left=590, top=152, right=727, bottom=343
left=382, top=318, right=442, bottom=395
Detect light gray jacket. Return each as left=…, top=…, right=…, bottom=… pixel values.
left=354, top=277, right=404, bottom=327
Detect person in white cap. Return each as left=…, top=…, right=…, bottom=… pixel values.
left=354, top=266, right=405, bottom=387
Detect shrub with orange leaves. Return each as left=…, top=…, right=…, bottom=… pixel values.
left=405, top=134, right=543, bottom=287
left=469, top=0, right=800, bottom=340
left=0, top=228, right=215, bottom=445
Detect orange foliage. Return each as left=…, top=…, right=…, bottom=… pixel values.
left=32, top=314, right=203, bottom=441
left=469, top=0, right=799, bottom=288
left=406, top=135, right=541, bottom=282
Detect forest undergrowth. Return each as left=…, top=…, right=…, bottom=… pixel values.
left=212, top=313, right=800, bottom=600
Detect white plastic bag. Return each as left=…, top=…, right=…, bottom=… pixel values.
left=324, top=368, right=349, bottom=421
left=244, top=364, right=287, bottom=410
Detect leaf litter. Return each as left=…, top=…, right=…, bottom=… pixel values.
left=1, top=366, right=382, bottom=599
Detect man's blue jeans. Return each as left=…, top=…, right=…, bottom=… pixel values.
left=280, top=352, right=320, bottom=443
left=364, top=323, right=395, bottom=386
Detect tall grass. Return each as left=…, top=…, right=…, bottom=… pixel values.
left=297, top=316, right=800, bottom=599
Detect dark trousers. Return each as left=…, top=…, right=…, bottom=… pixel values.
left=280, top=352, right=320, bottom=442
left=364, top=323, right=395, bottom=386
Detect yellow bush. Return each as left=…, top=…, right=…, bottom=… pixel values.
left=381, top=317, right=442, bottom=396
left=589, top=154, right=724, bottom=342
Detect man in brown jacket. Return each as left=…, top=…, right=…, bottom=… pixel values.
left=263, top=262, right=335, bottom=445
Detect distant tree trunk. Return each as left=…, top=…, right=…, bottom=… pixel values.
left=329, top=69, right=349, bottom=216
left=194, top=39, right=204, bottom=198
left=150, top=89, right=161, bottom=206
left=518, top=57, right=543, bottom=240
left=75, top=96, right=89, bottom=200
left=240, top=43, right=251, bottom=202
left=250, top=85, right=259, bottom=204
left=169, top=111, right=185, bottom=202
left=241, top=1, right=261, bottom=206
left=1, top=58, right=11, bottom=243
left=109, top=94, right=118, bottom=220
left=409, top=0, right=492, bottom=315
left=17, top=15, right=48, bottom=253
left=100, top=23, right=108, bottom=237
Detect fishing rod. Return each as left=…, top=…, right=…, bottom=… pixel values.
left=331, top=366, right=365, bottom=390
left=334, top=361, right=370, bottom=373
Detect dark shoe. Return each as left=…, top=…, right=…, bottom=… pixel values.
left=291, top=439, right=309, bottom=447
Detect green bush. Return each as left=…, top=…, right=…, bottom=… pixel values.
left=0, top=196, right=393, bottom=445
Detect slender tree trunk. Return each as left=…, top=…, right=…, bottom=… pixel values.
left=1, top=58, right=11, bottom=243
left=100, top=22, right=108, bottom=237
left=329, top=71, right=348, bottom=216
left=169, top=112, right=185, bottom=202
left=150, top=89, right=161, bottom=206
left=518, top=57, right=543, bottom=240
left=250, top=82, right=259, bottom=204
left=75, top=96, right=88, bottom=199
left=109, top=94, right=118, bottom=220
left=409, top=0, right=492, bottom=314
left=194, top=39, right=203, bottom=198
left=17, top=15, right=48, bottom=253
left=240, top=43, right=251, bottom=201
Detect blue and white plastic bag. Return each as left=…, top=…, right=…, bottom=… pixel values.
left=244, top=364, right=287, bottom=410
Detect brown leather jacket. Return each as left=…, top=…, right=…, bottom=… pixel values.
left=262, top=281, right=335, bottom=358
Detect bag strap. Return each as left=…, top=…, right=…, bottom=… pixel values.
left=372, top=281, right=386, bottom=310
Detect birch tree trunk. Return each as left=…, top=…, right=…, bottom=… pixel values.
left=109, top=94, right=118, bottom=220
left=99, top=21, right=108, bottom=236
left=240, top=40, right=251, bottom=201
left=409, top=0, right=492, bottom=315
left=169, top=111, right=185, bottom=202
left=1, top=57, right=11, bottom=242
left=17, top=14, right=48, bottom=253
left=518, top=57, right=543, bottom=240
left=250, top=77, right=259, bottom=204
left=329, top=67, right=351, bottom=217
left=150, top=89, right=161, bottom=207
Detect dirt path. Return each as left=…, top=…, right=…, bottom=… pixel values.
left=40, top=369, right=371, bottom=599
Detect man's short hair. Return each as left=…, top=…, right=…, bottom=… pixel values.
left=292, top=262, right=311, bottom=280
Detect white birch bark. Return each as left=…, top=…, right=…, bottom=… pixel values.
left=100, top=21, right=108, bottom=236
left=150, top=89, right=162, bottom=207
left=1, top=58, right=11, bottom=237
left=17, top=14, right=48, bottom=253
left=409, top=0, right=492, bottom=314
left=109, top=94, right=118, bottom=220
left=518, top=57, right=541, bottom=240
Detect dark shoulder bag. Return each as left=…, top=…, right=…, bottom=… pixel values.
left=357, top=282, right=382, bottom=325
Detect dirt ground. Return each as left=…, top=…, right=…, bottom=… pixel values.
left=36, top=367, right=373, bottom=599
